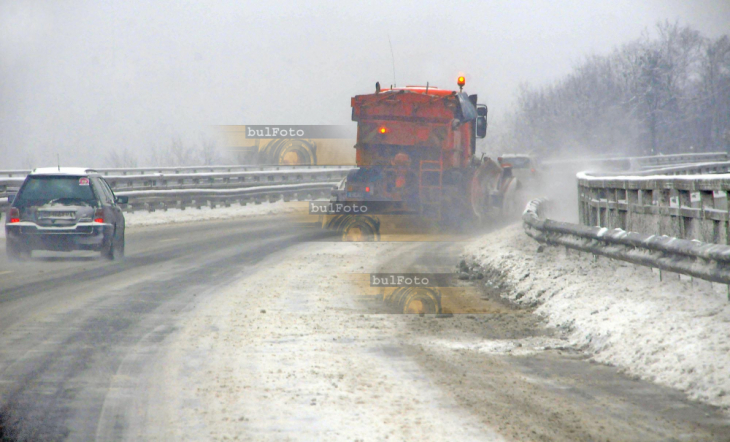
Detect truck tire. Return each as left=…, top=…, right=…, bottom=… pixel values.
left=325, top=214, right=381, bottom=242
left=383, top=287, right=442, bottom=314
left=261, top=139, right=317, bottom=165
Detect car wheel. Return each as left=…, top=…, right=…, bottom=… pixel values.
left=102, top=227, right=124, bottom=260
left=116, top=230, right=125, bottom=259
left=6, top=240, right=30, bottom=261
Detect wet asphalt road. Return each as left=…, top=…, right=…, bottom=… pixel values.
left=0, top=216, right=329, bottom=441
left=1, top=215, right=729, bottom=441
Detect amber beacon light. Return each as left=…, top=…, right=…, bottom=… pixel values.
left=457, top=76, right=466, bottom=91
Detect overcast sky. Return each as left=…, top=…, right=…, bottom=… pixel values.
left=1, top=0, right=729, bottom=167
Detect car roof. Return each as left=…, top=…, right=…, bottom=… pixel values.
left=30, top=167, right=98, bottom=176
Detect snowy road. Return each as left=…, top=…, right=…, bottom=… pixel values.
left=0, top=213, right=729, bottom=441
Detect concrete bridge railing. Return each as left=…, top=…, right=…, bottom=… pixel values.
left=578, top=172, right=730, bottom=245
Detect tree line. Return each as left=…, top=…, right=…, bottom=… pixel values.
left=105, top=136, right=223, bottom=168
left=494, top=22, right=730, bottom=158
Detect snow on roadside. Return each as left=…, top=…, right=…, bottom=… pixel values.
left=123, top=200, right=306, bottom=227
left=465, top=223, right=730, bottom=413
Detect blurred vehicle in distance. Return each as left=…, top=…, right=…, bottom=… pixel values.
left=498, top=154, right=541, bottom=189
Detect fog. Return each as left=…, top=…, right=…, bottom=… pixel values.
left=1, top=0, right=729, bottom=168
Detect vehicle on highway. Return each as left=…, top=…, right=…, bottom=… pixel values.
left=331, top=77, right=517, bottom=228
left=498, top=153, right=540, bottom=188
left=5, top=167, right=127, bottom=260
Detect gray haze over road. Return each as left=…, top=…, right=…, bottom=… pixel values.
left=2, top=0, right=729, bottom=168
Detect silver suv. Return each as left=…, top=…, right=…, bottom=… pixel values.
left=5, top=168, right=127, bottom=260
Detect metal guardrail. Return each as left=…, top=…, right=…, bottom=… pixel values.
left=523, top=198, right=730, bottom=292
left=0, top=166, right=353, bottom=213
left=542, top=151, right=728, bottom=172
left=0, top=164, right=354, bottom=178
left=118, top=182, right=339, bottom=212
left=598, top=161, right=730, bottom=177
left=633, top=152, right=729, bottom=168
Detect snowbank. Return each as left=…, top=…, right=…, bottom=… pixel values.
left=465, top=223, right=730, bottom=412
left=124, top=200, right=308, bottom=227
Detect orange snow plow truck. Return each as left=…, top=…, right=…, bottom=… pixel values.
left=331, top=77, right=518, bottom=227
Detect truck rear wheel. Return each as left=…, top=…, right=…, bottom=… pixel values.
left=325, top=214, right=381, bottom=242
left=384, top=287, right=442, bottom=314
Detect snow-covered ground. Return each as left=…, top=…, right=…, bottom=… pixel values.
left=124, top=200, right=309, bottom=227
left=465, top=223, right=730, bottom=413
left=137, top=240, right=506, bottom=441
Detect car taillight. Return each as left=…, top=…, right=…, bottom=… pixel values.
left=365, top=186, right=370, bottom=193
left=8, top=207, right=20, bottom=223
left=94, top=208, right=104, bottom=223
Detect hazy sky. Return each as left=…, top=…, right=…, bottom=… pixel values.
left=1, top=0, right=729, bottom=167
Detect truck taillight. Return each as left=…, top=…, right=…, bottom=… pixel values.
left=94, top=208, right=104, bottom=223
left=8, top=208, right=20, bottom=223
left=365, top=186, right=370, bottom=193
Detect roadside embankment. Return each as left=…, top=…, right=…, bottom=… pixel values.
left=465, top=223, right=730, bottom=413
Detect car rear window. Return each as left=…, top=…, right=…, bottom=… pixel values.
left=14, top=176, right=97, bottom=207
left=502, top=157, right=532, bottom=168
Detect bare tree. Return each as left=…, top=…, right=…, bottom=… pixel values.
left=169, top=136, right=195, bottom=166
left=502, top=22, right=728, bottom=158
left=197, top=136, right=221, bottom=165
left=105, top=147, right=138, bottom=168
